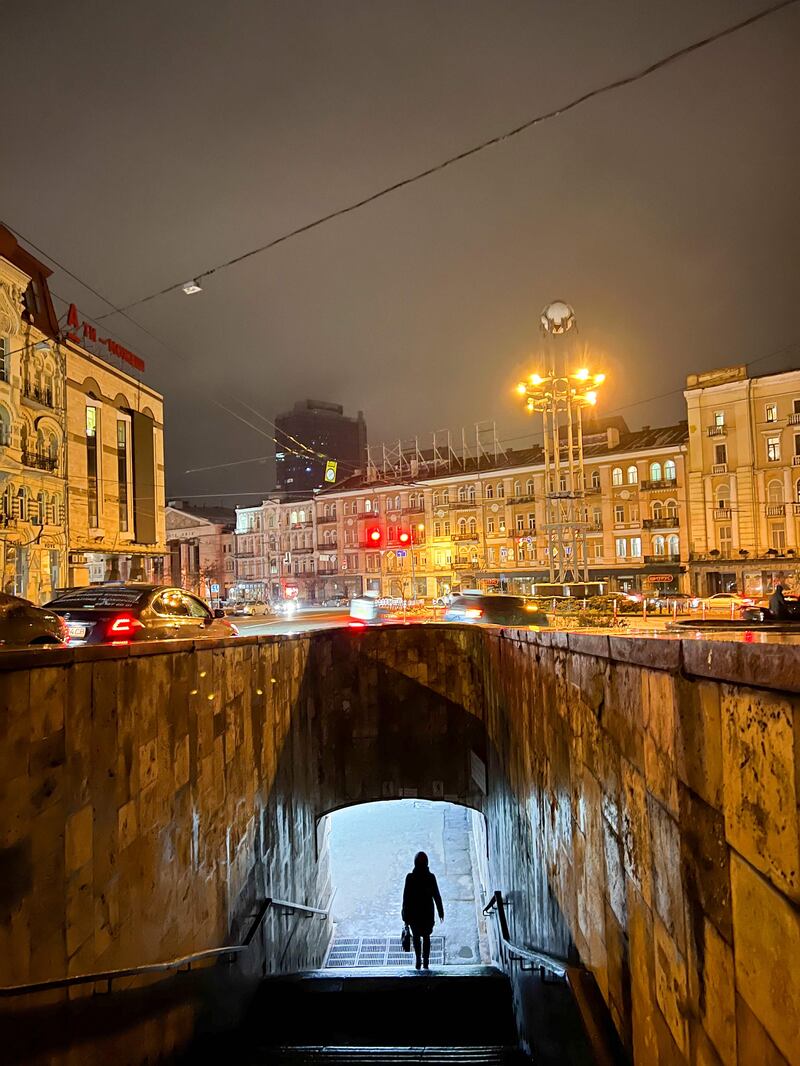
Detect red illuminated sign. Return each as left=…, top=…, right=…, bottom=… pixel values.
left=65, top=303, right=145, bottom=373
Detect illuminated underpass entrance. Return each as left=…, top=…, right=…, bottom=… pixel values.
left=323, top=800, right=489, bottom=969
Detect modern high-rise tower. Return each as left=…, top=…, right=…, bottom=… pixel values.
left=275, top=400, right=367, bottom=494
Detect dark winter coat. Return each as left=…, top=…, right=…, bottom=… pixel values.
left=402, top=869, right=444, bottom=935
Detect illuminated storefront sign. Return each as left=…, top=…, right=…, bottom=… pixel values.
left=65, top=304, right=145, bottom=373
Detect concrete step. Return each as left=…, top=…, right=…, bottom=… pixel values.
left=241, top=967, right=518, bottom=1049
left=251, top=1047, right=528, bottom=1064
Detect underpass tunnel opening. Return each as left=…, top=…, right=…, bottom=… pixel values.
left=319, top=799, right=492, bottom=969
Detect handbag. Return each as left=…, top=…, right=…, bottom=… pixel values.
left=401, top=923, right=411, bottom=952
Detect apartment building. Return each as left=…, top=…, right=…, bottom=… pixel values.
left=233, top=417, right=690, bottom=601
left=165, top=502, right=235, bottom=603
left=685, top=365, right=800, bottom=595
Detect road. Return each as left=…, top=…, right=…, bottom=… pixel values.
left=234, top=607, right=351, bottom=636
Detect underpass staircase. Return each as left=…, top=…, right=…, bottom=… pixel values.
left=196, top=966, right=529, bottom=1064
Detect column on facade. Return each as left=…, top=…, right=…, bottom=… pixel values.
left=783, top=467, right=796, bottom=548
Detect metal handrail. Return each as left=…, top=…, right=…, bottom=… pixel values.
left=0, top=894, right=330, bottom=998
left=483, top=891, right=569, bottom=979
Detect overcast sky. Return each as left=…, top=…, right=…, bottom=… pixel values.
left=1, top=1, right=798, bottom=503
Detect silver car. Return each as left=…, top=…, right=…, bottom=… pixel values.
left=0, top=593, right=67, bottom=648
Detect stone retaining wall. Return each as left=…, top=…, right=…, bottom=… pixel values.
left=0, top=628, right=798, bottom=1064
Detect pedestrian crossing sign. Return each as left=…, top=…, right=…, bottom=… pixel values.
left=324, top=460, right=337, bottom=483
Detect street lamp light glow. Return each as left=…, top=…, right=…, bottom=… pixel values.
left=575, top=368, right=589, bottom=381
left=516, top=382, right=527, bottom=395
left=594, top=373, right=606, bottom=384
left=585, top=390, right=598, bottom=405
left=530, top=373, right=543, bottom=386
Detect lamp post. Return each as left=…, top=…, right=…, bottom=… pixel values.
left=516, top=302, right=605, bottom=584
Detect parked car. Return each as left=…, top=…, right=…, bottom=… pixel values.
left=703, top=592, right=754, bottom=611
left=739, top=595, right=800, bottom=623
left=443, top=593, right=548, bottom=627
left=0, top=593, right=68, bottom=647
left=322, top=596, right=349, bottom=608
left=45, top=584, right=239, bottom=645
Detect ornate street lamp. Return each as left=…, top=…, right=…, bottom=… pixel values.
left=516, top=302, right=605, bottom=584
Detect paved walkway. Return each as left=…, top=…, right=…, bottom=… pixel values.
left=327, top=800, right=487, bottom=966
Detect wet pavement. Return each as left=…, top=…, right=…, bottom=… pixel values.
left=327, top=800, right=487, bottom=967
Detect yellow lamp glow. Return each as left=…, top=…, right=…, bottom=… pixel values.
left=516, top=383, right=527, bottom=395
left=594, top=373, right=606, bottom=384
left=575, top=368, right=589, bottom=381
left=526, top=399, right=534, bottom=412
left=530, top=373, right=543, bottom=386
left=585, top=390, right=598, bottom=405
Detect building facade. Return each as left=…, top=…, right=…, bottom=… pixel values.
left=685, top=365, right=800, bottom=595
left=275, top=399, right=367, bottom=494
left=165, top=502, right=235, bottom=603
left=0, top=229, right=68, bottom=601
left=0, top=225, right=167, bottom=601
left=234, top=418, right=691, bottom=602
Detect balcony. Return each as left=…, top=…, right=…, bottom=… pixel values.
left=765, top=505, right=786, bottom=517
left=644, top=554, right=681, bottom=565
left=789, top=413, right=800, bottom=426
left=713, top=508, right=732, bottom=520
left=792, top=455, right=800, bottom=467
left=22, top=450, right=58, bottom=472
left=0, top=514, right=16, bottom=528
left=292, top=545, right=314, bottom=554
left=642, top=516, right=680, bottom=530
left=316, top=514, right=337, bottom=523
left=711, top=463, right=728, bottom=474
left=640, top=478, right=678, bottom=492
left=508, top=494, right=536, bottom=504
left=317, top=567, right=339, bottom=575
left=707, top=425, right=726, bottom=437
left=22, top=383, right=55, bottom=408
left=453, top=533, right=479, bottom=542
left=453, top=560, right=478, bottom=570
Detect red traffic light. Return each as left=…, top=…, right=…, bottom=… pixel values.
left=367, top=527, right=382, bottom=545
left=397, top=529, right=411, bottom=546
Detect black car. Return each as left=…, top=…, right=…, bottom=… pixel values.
left=0, top=593, right=67, bottom=647
left=443, top=594, right=548, bottom=627
left=46, top=584, right=239, bottom=645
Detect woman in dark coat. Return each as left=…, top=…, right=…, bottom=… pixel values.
left=402, top=851, right=444, bottom=969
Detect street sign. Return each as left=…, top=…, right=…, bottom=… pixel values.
left=324, top=460, right=337, bottom=483
left=396, top=549, right=407, bottom=558
left=210, top=583, right=220, bottom=593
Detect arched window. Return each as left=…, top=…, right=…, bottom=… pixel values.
left=664, top=459, right=676, bottom=481
left=650, top=462, right=662, bottom=482
left=323, top=528, right=330, bottom=544
left=17, top=487, right=27, bottom=522
left=667, top=534, right=679, bottom=556
left=441, top=489, right=450, bottom=504
left=331, top=503, right=337, bottom=518
left=394, top=495, right=400, bottom=511
left=458, top=518, right=467, bottom=534
left=496, top=483, right=505, bottom=498
left=526, top=479, right=534, bottom=495
left=365, top=499, right=372, bottom=513
left=323, top=503, right=330, bottom=518
left=485, top=484, right=494, bottom=499
left=652, top=535, right=665, bottom=556
left=468, top=485, right=476, bottom=503
left=0, top=406, right=10, bottom=447
left=290, top=510, right=298, bottom=524
left=468, top=517, right=477, bottom=535
left=298, top=509, right=306, bottom=523
left=458, top=486, right=466, bottom=502
left=627, top=465, right=638, bottom=485
left=612, top=467, right=623, bottom=486
left=652, top=501, right=663, bottom=520
left=31, top=492, right=43, bottom=525
left=591, top=470, right=601, bottom=490
left=666, top=499, right=678, bottom=519
left=513, top=480, right=521, bottom=497
left=767, top=480, right=784, bottom=503
left=432, top=492, right=440, bottom=508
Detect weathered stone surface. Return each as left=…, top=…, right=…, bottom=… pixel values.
left=2, top=628, right=799, bottom=1066
left=730, top=853, right=800, bottom=1064
left=722, top=686, right=799, bottom=900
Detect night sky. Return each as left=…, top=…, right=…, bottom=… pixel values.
left=1, top=1, right=798, bottom=503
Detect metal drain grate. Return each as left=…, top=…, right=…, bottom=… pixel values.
left=325, top=934, right=445, bottom=968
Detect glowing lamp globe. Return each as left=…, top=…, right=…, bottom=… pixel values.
left=540, top=301, right=576, bottom=335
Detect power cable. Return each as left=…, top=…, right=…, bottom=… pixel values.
left=58, top=0, right=797, bottom=320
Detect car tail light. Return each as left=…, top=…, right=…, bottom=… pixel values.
left=464, top=608, right=483, bottom=619
left=108, top=614, right=144, bottom=636
left=348, top=620, right=367, bottom=629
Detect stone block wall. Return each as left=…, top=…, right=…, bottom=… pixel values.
left=1, top=627, right=798, bottom=1065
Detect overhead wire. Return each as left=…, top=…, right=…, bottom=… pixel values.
left=65, top=0, right=800, bottom=320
